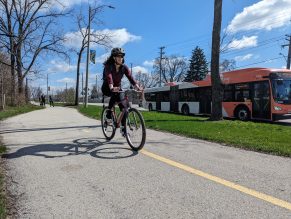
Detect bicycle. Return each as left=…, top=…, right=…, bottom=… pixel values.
left=101, top=89, right=146, bottom=151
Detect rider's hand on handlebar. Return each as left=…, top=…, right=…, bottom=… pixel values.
left=111, top=87, right=120, bottom=92
left=134, top=84, right=143, bottom=91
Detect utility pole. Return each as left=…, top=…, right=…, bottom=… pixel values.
left=159, top=46, right=165, bottom=87
left=287, top=35, right=291, bottom=69
left=25, top=78, right=28, bottom=102
left=82, top=72, right=84, bottom=104
left=84, top=6, right=91, bottom=108
left=66, top=82, right=68, bottom=103
left=47, top=73, right=48, bottom=102
left=96, top=75, right=98, bottom=98
left=1, top=66, right=4, bottom=110
left=282, top=34, right=291, bottom=69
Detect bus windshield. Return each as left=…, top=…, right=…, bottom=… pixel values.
left=271, top=79, right=291, bottom=104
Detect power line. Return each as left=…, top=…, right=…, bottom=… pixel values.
left=221, top=35, right=285, bottom=57
left=235, top=56, right=284, bottom=69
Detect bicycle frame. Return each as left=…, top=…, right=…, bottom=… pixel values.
left=112, top=107, right=126, bottom=128
left=110, top=91, right=130, bottom=128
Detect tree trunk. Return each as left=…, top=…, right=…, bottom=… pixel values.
left=10, top=42, right=16, bottom=106
left=75, top=47, right=84, bottom=106
left=16, top=45, right=23, bottom=95
left=210, top=0, right=223, bottom=121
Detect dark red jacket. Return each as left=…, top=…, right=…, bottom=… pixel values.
left=104, top=64, right=136, bottom=87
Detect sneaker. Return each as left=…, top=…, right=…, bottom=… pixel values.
left=120, top=126, right=126, bottom=137
left=106, top=111, right=112, bottom=120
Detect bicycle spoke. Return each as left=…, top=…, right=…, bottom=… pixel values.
left=101, top=107, right=116, bottom=140
left=125, top=108, right=146, bottom=151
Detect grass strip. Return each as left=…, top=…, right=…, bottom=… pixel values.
left=0, top=104, right=42, bottom=121
left=78, top=105, right=291, bottom=157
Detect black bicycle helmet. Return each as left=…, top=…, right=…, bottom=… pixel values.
left=111, top=47, right=125, bottom=56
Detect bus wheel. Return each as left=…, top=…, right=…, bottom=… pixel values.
left=182, top=104, right=189, bottom=115
left=148, top=103, right=153, bottom=111
left=235, top=106, right=250, bottom=121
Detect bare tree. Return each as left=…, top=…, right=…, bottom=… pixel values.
left=73, top=5, right=113, bottom=106
left=134, top=71, right=159, bottom=88
left=29, top=86, right=42, bottom=102
left=0, top=0, right=69, bottom=105
left=210, top=0, right=224, bottom=121
left=0, top=0, right=17, bottom=105
left=220, top=59, right=236, bottom=72
left=0, top=52, right=11, bottom=109
left=153, top=55, right=187, bottom=84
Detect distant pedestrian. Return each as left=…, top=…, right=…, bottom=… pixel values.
left=39, top=96, right=42, bottom=106
left=41, top=94, right=46, bottom=106
left=49, top=95, right=54, bottom=107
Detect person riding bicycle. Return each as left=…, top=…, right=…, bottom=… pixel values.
left=103, top=47, right=140, bottom=134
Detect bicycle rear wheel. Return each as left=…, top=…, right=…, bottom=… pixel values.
left=125, top=108, right=146, bottom=151
left=101, top=107, right=116, bottom=140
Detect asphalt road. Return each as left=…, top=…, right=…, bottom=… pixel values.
left=0, top=106, right=291, bottom=218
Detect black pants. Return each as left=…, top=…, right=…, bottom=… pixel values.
left=108, top=93, right=127, bottom=126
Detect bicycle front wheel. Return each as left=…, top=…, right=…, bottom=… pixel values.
left=125, top=108, right=146, bottom=151
left=101, top=107, right=116, bottom=140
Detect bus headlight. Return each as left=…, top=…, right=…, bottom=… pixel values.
left=274, top=106, right=282, bottom=111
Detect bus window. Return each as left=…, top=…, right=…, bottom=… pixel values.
left=145, top=93, right=156, bottom=101
left=223, top=84, right=234, bottom=102
left=272, top=79, right=291, bottom=103
left=188, top=88, right=197, bottom=101
left=235, top=91, right=244, bottom=101
left=179, top=89, right=188, bottom=101
left=159, top=91, right=170, bottom=101
left=235, top=90, right=250, bottom=102
left=234, top=83, right=250, bottom=102
left=224, top=91, right=233, bottom=102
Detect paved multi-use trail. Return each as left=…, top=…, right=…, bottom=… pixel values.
left=0, top=106, right=290, bottom=218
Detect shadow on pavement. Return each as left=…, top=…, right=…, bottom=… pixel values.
left=2, top=137, right=138, bottom=160
left=0, top=125, right=100, bottom=134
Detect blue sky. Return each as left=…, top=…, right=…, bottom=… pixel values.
left=32, top=0, right=291, bottom=93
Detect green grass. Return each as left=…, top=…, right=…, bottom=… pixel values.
left=78, top=105, right=291, bottom=157
left=0, top=103, right=42, bottom=218
left=0, top=104, right=42, bottom=121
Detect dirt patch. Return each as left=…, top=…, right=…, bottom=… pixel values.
left=0, top=158, right=19, bottom=219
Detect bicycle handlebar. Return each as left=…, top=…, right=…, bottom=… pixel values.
left=112, top=89, right=143, bottom=93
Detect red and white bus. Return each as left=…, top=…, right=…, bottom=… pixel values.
left=143, top=68, right=291, bottom=121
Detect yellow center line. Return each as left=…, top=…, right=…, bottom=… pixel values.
left=141, top=149, right=291, bottom=211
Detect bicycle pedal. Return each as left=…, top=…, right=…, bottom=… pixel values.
left=106, top=119, right=112, bottom=124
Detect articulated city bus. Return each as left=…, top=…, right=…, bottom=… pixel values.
left=143, top=68, right=291, bottom=121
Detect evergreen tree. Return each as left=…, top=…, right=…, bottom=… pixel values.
left=91, top=85, right=98, bottom=99
left=184, top=46, right=208, bottom=82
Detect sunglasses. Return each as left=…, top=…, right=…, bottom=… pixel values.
left=115, top=55, right=124, bottom=58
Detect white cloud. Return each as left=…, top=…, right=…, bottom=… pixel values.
left=227, top=0, right=291, bottom=33
left=234, top=54, right=254, bottom=62
left=227, top=36, right=258, bottom=50
left=47, top=60, right=76, bottom=73
left=57, top=77, right=75, bottom=84
left=132, top=66, right=149, bottom=74
left=51, top=0, right=101, bottom=10
left=64, top=31, right=84, bottom=49
left=64, top=28, right=141, bottom=50
left=143, top=60, right=154, bottom=67
left=99, top=28, right=141, bottom=48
